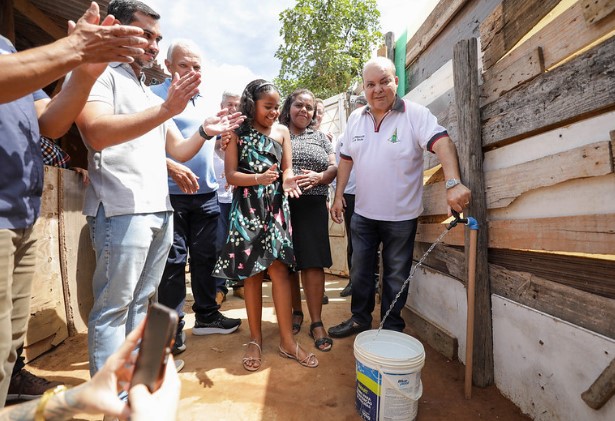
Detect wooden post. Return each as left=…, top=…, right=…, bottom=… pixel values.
left=453, top=38, right=494, bottom=387
left=581, top=357, right=615, bottom=409
left=464, top=227, right=478, bottom=398
left=385, top=31, right=395, bottom=61
left=0, top=0, right=15, bottom=43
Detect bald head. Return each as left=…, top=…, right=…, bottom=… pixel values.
left=164, top=39, right=202, bottom=78
left=362, top=56, right=396, bottom=80
left=362, top=56, right=399, bottom=114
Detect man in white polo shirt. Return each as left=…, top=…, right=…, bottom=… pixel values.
left=75, top=0, right=243, bottom=375
left=329, top=56, right=471, bottom=338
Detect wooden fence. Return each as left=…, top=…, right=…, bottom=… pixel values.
left=390, top=0, right=615, bottom=418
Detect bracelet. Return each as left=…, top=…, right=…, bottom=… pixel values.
left=198, top=124, right=214, bottom=140
left=254, top=174, right=259, bottom=184
left=35, top=385, right=69, bottom=421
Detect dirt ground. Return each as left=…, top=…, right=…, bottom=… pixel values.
left=27, top=274, right=530, bottom=420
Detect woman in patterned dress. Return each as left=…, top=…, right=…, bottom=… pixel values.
left=280, top=89, right=337, bottom=352
left=213, top=80, right=318, bottom=371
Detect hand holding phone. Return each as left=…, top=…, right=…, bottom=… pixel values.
left=130, top=303, right=179, bottom=393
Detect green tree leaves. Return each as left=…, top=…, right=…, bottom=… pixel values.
left=274, top=0, right=382, bottom=99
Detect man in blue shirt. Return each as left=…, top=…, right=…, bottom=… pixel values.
left=151, top=39, right=241, bottom=355
left=0, top=2, right=147, bottom=406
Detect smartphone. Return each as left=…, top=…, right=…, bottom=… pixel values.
left=130, top=303, right=179, bottom=392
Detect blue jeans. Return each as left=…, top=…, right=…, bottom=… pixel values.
left=158, top=193, right=219, bottom=325
left=214, top=201, right=231, bottom=294
left=87, top=205, right=172, bottom=375
left=349, top=214, right=417, bottom=331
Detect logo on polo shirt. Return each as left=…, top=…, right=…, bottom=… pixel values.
left=352, top=135, right=365, bottom=143
left=388, top=128, right=399, bottom=143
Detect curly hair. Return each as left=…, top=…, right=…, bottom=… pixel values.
left=279, top=88, right=316, bottom=128
left=238, top=79, right=279, bottom=133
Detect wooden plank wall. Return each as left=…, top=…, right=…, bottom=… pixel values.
left=401, top=0, right=615, bottom=364
left=25, top=166, right=94, bottom=361
left=27, top=167, right=69, bottom=362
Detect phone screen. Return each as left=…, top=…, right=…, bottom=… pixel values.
left=130, top=303, right=179, bottom=392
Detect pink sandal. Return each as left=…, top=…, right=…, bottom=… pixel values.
left=242, top=341, right=262, bottom=372
left=278, top=343, right=318, bottom=368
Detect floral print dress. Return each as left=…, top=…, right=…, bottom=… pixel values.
left=213, top=127, right=295, bottom=280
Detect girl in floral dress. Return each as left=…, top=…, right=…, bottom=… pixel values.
left=213, top=79, right=318, bottom=371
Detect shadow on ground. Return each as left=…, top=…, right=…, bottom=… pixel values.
left=28, top=274, right=530, bottom=420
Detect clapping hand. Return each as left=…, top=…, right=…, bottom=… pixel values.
left=296, top=169, right=322, bottom=191
left=203, top=109, right=245, bottom=138
left=68, top=2, right=148, bottom=79
left=283, top=174, right=302, bottom=198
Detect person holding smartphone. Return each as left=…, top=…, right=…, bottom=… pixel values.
left=0, top=320, right=180, bottom=420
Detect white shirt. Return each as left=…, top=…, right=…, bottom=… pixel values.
left=81, top=63, right=173, bottom=217
left=339, top=97, right=447, bottom=221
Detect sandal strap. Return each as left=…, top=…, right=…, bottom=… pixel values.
left=246, top=340, right=262, bottom=352
left=309, top=321, right=324, bottom=330
left=292, top=310, right=304, bottom=317
left=315, top=337, right=333, bottom=347
left=299, top=352, right=318, bottom=367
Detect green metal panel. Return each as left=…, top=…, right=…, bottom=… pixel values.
left=395, top=30, right=407, bottom=96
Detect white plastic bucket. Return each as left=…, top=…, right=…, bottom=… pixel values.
left=354, top=330, right=425, bottom=421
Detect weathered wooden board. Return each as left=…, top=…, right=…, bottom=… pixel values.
left=406, top=0, right=498, bottom=90
left=327, top=212, right=349, bottom=277
left=454, top=37, right=493, bottom=387
left=416, top=222, right=465, bottom=246
left=481, top=36, right=615, bottom=148
left=490, top=264, right=615, bottom=340
left=480, top=0, right=560, bottom=70
left=405, top=0, right=470, bottom=67
left=581, top=357, right=615, bottom=410
left=484, top=110, right=615, bottom=172
left=402, top=306, right=458, bottom=360
left=406, top=60, right=454, bottom=107
left=14, top=0, right=65, bottom=40
left=480, top=47, right=544, bottom=106
left=581, top=0, right=615, bottom=24
left=413, top=243, right=615, bottom=339
left=485, top=141, right=614, bottom=208
left=423, top=182, right=449, bottom=216
left=59, top=168, right=95, bottom=335
left=488, top=249, right=615, bottom=299
left=26, top=166, right=69, bottom=362
left=416, top=214, right=615, bottom=254
left=483, top=0, right=615, bottom=96
left=491, top=214, right=615, bottom=253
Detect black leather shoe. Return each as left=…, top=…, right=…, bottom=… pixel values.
left=328, top=319, right=370, bottom=338
left=340, top=282, right=352, bottom=297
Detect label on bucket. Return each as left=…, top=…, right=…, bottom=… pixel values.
left=356, top=359, right=421, bottom=421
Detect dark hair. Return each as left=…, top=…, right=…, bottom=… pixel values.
left=278, top=88, right=316, bottom=127
left=238, top=79, right=279, bottom=132
left=108, top=0, right=160, bottom=25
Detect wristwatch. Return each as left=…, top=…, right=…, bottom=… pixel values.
left=445, top=178, right=461, bottom=189
left=199, top=124, right=214, bottom=140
